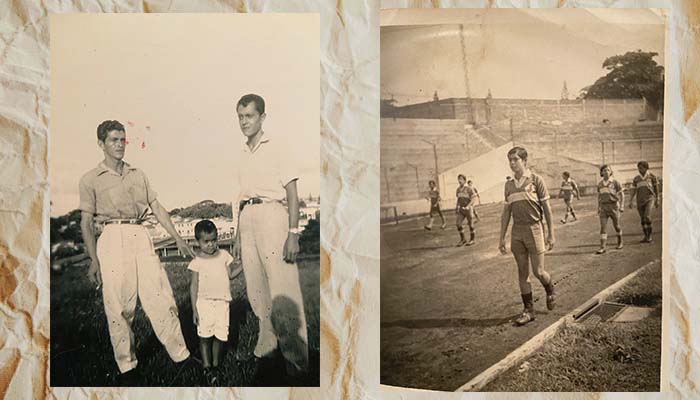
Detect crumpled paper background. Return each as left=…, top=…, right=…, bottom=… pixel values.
left=0, top=0, right=697, bottom=399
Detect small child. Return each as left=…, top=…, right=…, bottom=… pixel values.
left=189, top=219, right=243, bottom=384
left=628, top=161, right=659, bottom=243
left=596, top=165, right=624, bottom=254
left=558, top=171, right=580, bottom=224
left=424, top=180, right=446, bottom=230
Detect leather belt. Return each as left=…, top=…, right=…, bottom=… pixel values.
left=239, top=197, right=264, bottom=211
left=103, top=218, right=143, bottom=225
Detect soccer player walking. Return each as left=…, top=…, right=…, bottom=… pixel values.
left=596, top=165, right=624, bottom=254
left=558, top=171, right=580, bottom=224
left=629, top=161, right=659, bottom=243
left=424, top=180, right=446, bottom=230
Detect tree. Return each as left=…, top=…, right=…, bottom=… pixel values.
left=582, top=50, right=664, bottom=112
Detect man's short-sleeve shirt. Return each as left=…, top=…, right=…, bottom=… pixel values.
left=633, top=172, right=658, bottom=204
left=597, top=178, right=623, bottom=204
left=233, top=133, right=299, bottom=207
left=505, top=171, right=550, bottom=225
left=79, top=162, right=157, bottom=222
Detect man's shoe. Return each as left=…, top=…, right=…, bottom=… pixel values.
left=560, top=219, right=567, bottom=224
left=116, top=367, right=141, bottom=386
left=515, top=310, right=535, bottom=326
left=203, top=367, right=218, bottom=386
left=596, top=248, right=606, bottom=255
left=546, top=294, right=556, bottom=311
left=456, top=240, right=467, bottom=247
left=616, top=242, right=624, bottom=250
left=464, top=239, right=475, bottom=246
left=440, top=223, right=447, bottom=229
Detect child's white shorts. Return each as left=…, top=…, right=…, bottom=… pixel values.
left=196, top=298, right=230, bottom=341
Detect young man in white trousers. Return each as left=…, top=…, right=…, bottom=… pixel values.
left=232, top=94, right=309, bottom=379
left=79, top=120, right=195, bottom=384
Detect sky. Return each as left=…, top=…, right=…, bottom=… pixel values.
left=381, top=9, right=665, bottom=106
left=50, top=14, right=319, bottom=217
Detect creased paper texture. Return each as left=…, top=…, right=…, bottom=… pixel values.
left=0, top=0, right=698, bottom=400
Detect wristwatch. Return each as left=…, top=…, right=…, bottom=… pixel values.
left=289, top=227, right=302, bottom=235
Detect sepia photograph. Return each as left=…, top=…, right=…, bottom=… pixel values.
left=380, top=9, right=665, bottom=392
left=49, top=14, right=320, bottom=387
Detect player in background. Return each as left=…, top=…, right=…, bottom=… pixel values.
left=628, top=161, right=660, bottom=243
left=558, top=171, right=580, bottom=224
left=467, top=180, right=482, bottom=223
left=596, top=165, right=624, bottom=254
left=424, top=180, right=446, bottom=230
left=455, top=174, right=476, bottom=246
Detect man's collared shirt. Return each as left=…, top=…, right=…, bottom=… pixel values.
left=233, top=133, right=298, bottom=208
left=633, top=172, right=658, bottom=204
left=79, top=161, right=157, bottom=222
left=597, top=178, right=623, bottom=204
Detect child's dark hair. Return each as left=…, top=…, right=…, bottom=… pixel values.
left=637, top=160, right=649, bottom=169
left=467, top=180, right=473, bottom=184
left=507, top=146, right=528, bottom=161
left=429, top=180, right=436, bottom=185
left=458, top=174, right=466, bottom=180
left=194, top=219, right=218, bottom=240
left=562, top=171, right=570, bottom=179
left=97, top=120, right=125, bottom=142
left=599, top=164, right=612, bottom=177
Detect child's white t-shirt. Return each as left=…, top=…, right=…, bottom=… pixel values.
left=188, top=249, right=234, bottom=301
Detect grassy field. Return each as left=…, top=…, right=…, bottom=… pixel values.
left=50, top=255, right=320, bottom=387
left=381, top=198, right=662, bottom=390
left=484, top=261, right=661, bottom=391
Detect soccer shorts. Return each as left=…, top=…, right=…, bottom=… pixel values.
left=196, top=298, right=230, bottom=341
left=429, top=203, right=441, bottom=217
left=599, top=202, right=620, bottom=220
left=511, top=223, right=546, bottom=255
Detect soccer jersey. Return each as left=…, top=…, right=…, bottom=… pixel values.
left=504, top=171, right=550, bottom=225
left=633, top=172, right=658, bottom=204
left=456, top=185, right=475, bottom=207
left=560, top=178, right=578, bottom=200
left=597, top=178, right=623, bottom=204
left=428, top=187, right=440, bottom=206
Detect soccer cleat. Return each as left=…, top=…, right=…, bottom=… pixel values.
left=424, top=225, right=432, bottom=231
left=457, top=240, right=467, bottom=247
left=596, top=248, right=606, bottom=255
left=515, top=310, right=535, bottom=326
left=616, top=242, right=624, bottom=250
left=560, top=219, right=567, bottom=224
left=441, top=223, right=447, bottom=229
left=546, top=294, right=556, bottom=311
left=464, top=239, right=475, bottom=246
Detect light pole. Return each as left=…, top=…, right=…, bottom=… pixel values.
left=382, top=166, right=392, bottom=203
left=421, top=139, right=440, bottom=191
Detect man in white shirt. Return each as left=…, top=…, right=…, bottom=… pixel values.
left=232, top=93, right=309, bottom=378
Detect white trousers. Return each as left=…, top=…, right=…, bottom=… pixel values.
left=239, top=202, right=309, bottom=372
left=97, top=224, right=190, bottom=373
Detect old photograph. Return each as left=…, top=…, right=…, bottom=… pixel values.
left=380, top=9, right=665, bottom=391
left=49, top=14, right=320, bottom=387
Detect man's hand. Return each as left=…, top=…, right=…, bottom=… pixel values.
left=499, top=239, right=507, bottom=255
left=88, top=259, right=102, bottom=289
left=176, top=238, right=195, bottom=258
left=283, top=233, right=300, bottom=263
left=193, top=309, right=199, bottom=326
left=546, top=234, right=555, bottom=251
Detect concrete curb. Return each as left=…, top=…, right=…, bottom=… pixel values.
left=455, top=259, right=660, bottom=392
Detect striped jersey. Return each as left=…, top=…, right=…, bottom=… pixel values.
left=632, top=172, right=658, bottom=204
left=597, top=178, right=623, bottom=204
left=504, top=171, right=550, bottom=225
left=427, top=187, right=440, bottom=205
left=560, top=178, right=578, bottom=199
left=456, top=185, right=476, bottom=207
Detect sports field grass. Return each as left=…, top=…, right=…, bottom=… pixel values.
left=380, top=197, right=662, bottom=391
left=50, top=256, right=320, bottom=387
left=484, top=261, right=661, bottom=391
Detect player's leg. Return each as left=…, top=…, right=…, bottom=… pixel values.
left=465, top=209, right=476, bottom=245
left=473, top=206, right=480, bottom=222
left=569, top=197, right=577, bottom=221
left=528, top=224, right=555, bottom=310
left=438, top=206, right=446, bottom=228
left=597, top=214, right=609, bottom=254
left=643, top=200, right=654, bottom=242
left=561, top=198, right=569, bottom=224
left=611, top=208, right=623, bottom=249
left=455, top=211, right=467, bottom=246
left=636, top=202, right=646, bottom=241
left=511, top=226, right=535, bottom=325
left=425, top=205, right=435, bottom=230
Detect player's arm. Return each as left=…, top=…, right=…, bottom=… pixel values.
left=499, top=203, right=512, bottom=254
left=80, top=211, right=101, bottom=287
left=618, top=183, right=625, bottom=212
left=190, top=269, right=199, bottom=325
left=542, top=199, right=555, bottom=248
left=652, top=175, right=660, bottom=206
left=628, top=180, right=637, bottom=208
left=573, top=181, right=580, bottom=199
